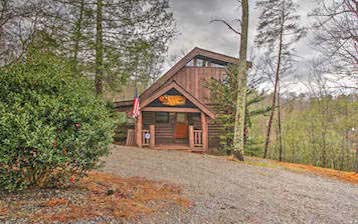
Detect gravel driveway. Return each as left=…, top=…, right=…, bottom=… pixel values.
left=102, top=145, right=358, bottom=224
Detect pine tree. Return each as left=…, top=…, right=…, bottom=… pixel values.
left=1, top=0, right=176, bottom=93
left=91, top=0, right=176, bottom=94
left=205, top=65, right=270, bottom=156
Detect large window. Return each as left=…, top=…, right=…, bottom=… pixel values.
left=155, top=112, right=169, bottom=123
left=185, top=58, right=226, bottom=68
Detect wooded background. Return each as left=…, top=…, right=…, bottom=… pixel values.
left=0, top=0, right=357, bottom=171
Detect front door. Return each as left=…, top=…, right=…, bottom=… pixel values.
left=175, top=113, right=188, bottom=140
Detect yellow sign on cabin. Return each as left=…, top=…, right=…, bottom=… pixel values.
left=159, top=95, right=186, bottom=106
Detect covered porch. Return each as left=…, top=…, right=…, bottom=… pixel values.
left=122, top=81, right=215, bottom=151
left=135, top=107, right=209, bottom=151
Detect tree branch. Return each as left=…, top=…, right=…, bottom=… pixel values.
left=210, top=19, right=241, bottom=35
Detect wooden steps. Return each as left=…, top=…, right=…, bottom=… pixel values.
left=153, top=144, right=191, bottom=150
left=190, top=149, right=206, bottom=154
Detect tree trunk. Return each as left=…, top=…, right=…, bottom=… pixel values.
left=244, top=110, right=249, bottom=146
left=232, top=0, right=249, bottom=161
left=72, top=0, right=85, bottom=75
left=263, top=12, right=284, bottom=159
left=277, top=84, right=283, bottom=161
left=355, top=147, right=358, bottom=173
left=95, top=0, right=103, bottom=94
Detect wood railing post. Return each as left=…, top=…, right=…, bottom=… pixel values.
left=189, top=125, right=194, bottom=149
left=149, top=125, right=155, bottom=148
left=201, top=112, right=208, bottom=150
left=126, top=129, right=135, bottom=146
left=136, top=112, right=142, bottom=147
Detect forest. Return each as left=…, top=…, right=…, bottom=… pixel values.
left=1, top=0, right=357, bottom=172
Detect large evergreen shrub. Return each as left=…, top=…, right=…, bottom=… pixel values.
left=0, top=53, right=116, bottom=191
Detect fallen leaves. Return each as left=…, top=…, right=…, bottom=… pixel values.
left=277, top=161, right=358, bottom=184
left=42, top=198, right=68, bottom=207
left=0, top=201, right=8, bottom=218
left=0, top=172, right=190, bottom=223
left=240, top=156, right=358, bottom=184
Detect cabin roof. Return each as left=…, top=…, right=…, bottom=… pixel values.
left=140, top=47, right=243, bottom=100
left=115, top=47, right=250, bottom=116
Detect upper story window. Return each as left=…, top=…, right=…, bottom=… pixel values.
left=211, top=63, right=225, bottom=68
left=186, top=57, right=226, bottom=68
left=186, top=60, right=194, bottom=66
left=196, top=58, right=205, bottom=67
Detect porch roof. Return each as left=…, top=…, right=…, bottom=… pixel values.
left=140, top=81, right=215, bottom=119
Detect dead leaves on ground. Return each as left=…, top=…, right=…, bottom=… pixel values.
left=0, top=172, right=190, bottom=223
left=237, top=156, right=358, bottom=184
left=0, top=201, right=8, bottom=219
left=276, top=161, right=358, bottom=184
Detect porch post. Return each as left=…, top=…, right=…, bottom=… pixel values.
left=189, top=125, right=194, bottom=149
left=201, top=112, right=208, bottom=150
left=149, top=124, right=155, bottom=148
left=136, top=112, right=142, bottom=147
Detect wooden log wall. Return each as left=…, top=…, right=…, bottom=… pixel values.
left=172, top=67, right=226, bottom=104
left=142, top=112, right=220, bottom=147
left=142, top=111, right=155, bottom=129
left=208, top=118, right=222, bottom=147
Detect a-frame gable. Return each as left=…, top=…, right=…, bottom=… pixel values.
left=140, top=81, right=215, bottom=119
left=140, top=47, right=242, bottom=101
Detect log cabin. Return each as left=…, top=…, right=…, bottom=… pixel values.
left=115, top=47, right=245, bottom=151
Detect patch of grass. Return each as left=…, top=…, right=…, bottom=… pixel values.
left=244, top=160, right=281, bottom=169
left=226, top=155, right=281, bottom=169
left=0, top=172, right=190, bottom=223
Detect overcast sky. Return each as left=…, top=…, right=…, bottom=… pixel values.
left=167, top=0, right=318, bottom=64
left=165, top=0, right=327, bottom=94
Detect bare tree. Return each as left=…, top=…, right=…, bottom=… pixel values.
left=311, top=0, right=357, bottom=71
left=0, top=0, right=43, bottom=66
left=95, top=0, right=104, bottom=94
left=231, top=0, right=249, bottom=161
left=310, top=0, right=358, bottom=91
left=255, top=0, right=306, bottom=159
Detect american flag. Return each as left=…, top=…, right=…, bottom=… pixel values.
left=132, top=88, right=140, bottom=118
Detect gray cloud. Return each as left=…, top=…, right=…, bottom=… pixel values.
left=168, top=0, right=319, bottom=63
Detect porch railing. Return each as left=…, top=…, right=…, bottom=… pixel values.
left=193, top=130, right=203, bottom=147
left=142, top=130, right=150, bottom=146
left=189, top=125, right=203, bottom=148
left=141, top=125, right=155, bottom=147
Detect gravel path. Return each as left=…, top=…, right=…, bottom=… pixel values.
left=102, top=145, right=358, bottom=224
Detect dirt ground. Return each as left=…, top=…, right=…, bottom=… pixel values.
left=102, top=145, right=358, bottom=224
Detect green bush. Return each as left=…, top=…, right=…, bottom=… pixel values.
left=0, top=53, right=116, bottom=191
